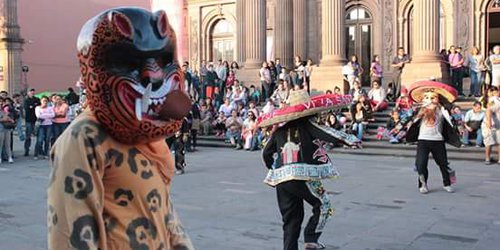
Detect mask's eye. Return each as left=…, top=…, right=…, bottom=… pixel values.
left=104, top=45, right=142, bottom=74
left=157, top=52, right=173, bottom=68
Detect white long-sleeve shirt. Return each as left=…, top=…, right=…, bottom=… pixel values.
left=35, top=106, right=55, bottom=126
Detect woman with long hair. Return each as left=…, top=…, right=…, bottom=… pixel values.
left=0, top=98, right=15, bottom=163
left=468, top=46, right=487, bottom=97
left=370, top=55, right=383, bottom=86
left=52, top=95, right=70, bottom=142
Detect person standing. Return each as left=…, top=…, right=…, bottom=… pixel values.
left=275, top=58, right=283, bottom=77
left=468, top=46, right=487, bottom=97
left=23, top=88, right=40, bottom=157
left=448, top=45, right=465, bottom=95
left=391, top=47, right=411, bottom=98
left=406, top=82, right=461, bottom=194
left=370, top=55, right=383, bottom=86
left=260, top=62, right=272, bottom=99
left=0, top=98, right=15, bottom=163
left=482, top=86, right=500, bottom=164
left=259, top=90, right=359, bottom=250
left=34, top=96, right=55, bottom=160
left=52, top=95, right=70, bottom=142
left=489, top=45, right=500, bottom=87
left=204, top=64, right=219, bottom=100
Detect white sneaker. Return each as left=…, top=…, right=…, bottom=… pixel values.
left=443, top=186, right=454, bottom=193
left=8, top=157, right=13, bottom=164
left=419, top=185, right=429, bottom=194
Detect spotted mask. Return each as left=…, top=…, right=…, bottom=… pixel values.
left=77, top=7, right=191, bottom=144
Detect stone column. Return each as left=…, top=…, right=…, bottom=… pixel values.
left=401, top=0, right=449, bottom=86
left=236, top=0, right=246, bottom=65
left=0, top=0, right=24, bottom=93
left=244, top=0, right=266, bottom=69
left=274, top=0, right=293, bottom=69
left=293, top=0, right=307, bottom=61
left=320, top=0, right=345, bottom=66
left=310, top=0, right=346, bottom=93
left=412, top=0, right=440, bottom=62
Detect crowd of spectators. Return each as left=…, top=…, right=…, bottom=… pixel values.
left=0, top=87, right=81, bottom=164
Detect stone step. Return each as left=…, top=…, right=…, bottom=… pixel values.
left=196, top=135, right=483, bottom=161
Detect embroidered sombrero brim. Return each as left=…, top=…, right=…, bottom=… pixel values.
left=257, top=94, right=352, bottom=128
left=408, top=81, right=458, bottom=103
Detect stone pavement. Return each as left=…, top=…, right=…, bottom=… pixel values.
left=0, top=144, right=499, bottom=249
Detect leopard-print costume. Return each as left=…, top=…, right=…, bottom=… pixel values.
left=48, top=111, right=193, bottom=249
left=48, top=8, right=194, bottom=250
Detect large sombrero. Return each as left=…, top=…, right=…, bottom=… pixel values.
left=257, top=89, right=352, bottom=128
left=407, top=81, right=458, bottom=103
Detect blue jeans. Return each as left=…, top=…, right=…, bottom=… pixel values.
left=35, top=125, right=52, bottom=157
left=24, top=121, right=36, bottom=155
left=53, top=122, right=69, bottom=142
left=352, top=122, right=365, bottom=140
left=463, top=128, right=483, bottom=146
left=16, top=119, right=25, bottom=141
left=469, top=71, right=483, bottom=96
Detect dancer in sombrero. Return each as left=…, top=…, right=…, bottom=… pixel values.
left=406, top=81, right=461, bottom=194
left=258, top=89, right=360, bottom=250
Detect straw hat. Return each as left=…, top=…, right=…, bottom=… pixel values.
left=257, top=89, right=352, bottom=128
left=408, top=81, right=458, bottom=103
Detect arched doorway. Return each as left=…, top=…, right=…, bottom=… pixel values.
left=209, top=19, right=235, bottom=62
left=487, top=0, right=500, bottom=52
left=345, top=6, right=373, bottom=86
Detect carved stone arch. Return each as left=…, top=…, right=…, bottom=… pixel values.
left=200, top=7, right=237, bottom=62
left=398, top=0, right=454, bottom=54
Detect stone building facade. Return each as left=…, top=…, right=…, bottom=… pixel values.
left=186, top=0, right=500, bottom=92
left=0, top=0, right=23, bottom=94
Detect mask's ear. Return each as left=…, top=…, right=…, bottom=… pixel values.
left=108, top=11, right=134, bottom=39
left=155, top=10, right=169, bottom=38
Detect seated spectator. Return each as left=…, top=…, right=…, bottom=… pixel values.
left=395, top=88, right=415, bottom=122
left=376, top=110, right=408, bottom=144
left=325, top=89, right=333, bottom=95
left=219, top=98, right=234, bottom=118
left=241, top=111, right=259, bottom=150
left=349, top=79, right=367, bottom=103
left=463, top=101, right=484, bottom=147
left=271, top=80, right=289, bottom=105
left=351, top=101, right=369, bottom=140
left=249, top=85, right=261, bottom=104
left=225, top=110, right=243, bottom=149
left=325, top=112, right=342, bottom=130
left=231, top=86, right=246, bottom=107
left=451, top=106, right=465, bottom=137
left=212, top=111, right=227, bottom=137
left=368, top=80, right=388, bottom=112
left=334, top=86, right=342, bottom=95
left=386, top=82, right=394, bottom=102
left=226, top=70, right=236, bottom=89
left=262, top=99, right=275, bottom=114
left=199, top=104, right=213, bottom=135
left=357, top=95, right=374, bottom=121
left=247, top=101, right=260, bottom=118
left=237, top=102, right=247, bottom=120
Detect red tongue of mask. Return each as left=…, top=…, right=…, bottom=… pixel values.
left=157, top=89, right=191, bottom=120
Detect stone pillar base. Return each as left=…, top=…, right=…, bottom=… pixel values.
left=401, top=61, right=450, bottom=89
left=237, top=68, right=262, bottom=88
left=310, top=65, right=348, bottom=95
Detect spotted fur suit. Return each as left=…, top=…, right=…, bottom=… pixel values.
left=47, top=7, right=193, bottom=250
left=48, top=111, right=193, bottom=249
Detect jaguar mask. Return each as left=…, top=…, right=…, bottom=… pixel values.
left=77, top=7, right=191, bottom=144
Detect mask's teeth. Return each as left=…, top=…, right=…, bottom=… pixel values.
left=135, top=98, right=142, bottom=121
left=142, top=83, right=152, bottom=114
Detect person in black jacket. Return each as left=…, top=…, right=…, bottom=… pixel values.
left=406, top=83, right=461, bottom=194
left=259, top=90, right=360, bottom=250
left=23, top=88, right=40, bottom=156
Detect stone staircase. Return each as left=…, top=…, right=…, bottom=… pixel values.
left=196, top=98, right=485, bottom=162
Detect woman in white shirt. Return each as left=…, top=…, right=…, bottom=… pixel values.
left=368, top=80, right=388, bottom=112
left=467, top=46, right=486, bottom=97
left=35, top=96, right=55, bottom=160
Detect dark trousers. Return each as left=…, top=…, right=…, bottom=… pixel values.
left=276, top=180, right=322, bottom=250
left=261, top=81, right=271, bottom=100
left=24, top=121, right=36, bottom=155
left=52, top=122, right=69, bottom=143
left=393, top=72, right=402, bottom=98
left=415, top=140, right=451, bottom=187
left=451, top=68, right=464, bottom=95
